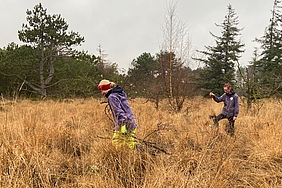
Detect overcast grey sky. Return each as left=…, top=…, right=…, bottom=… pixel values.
left=0, top=0, right=274, bottom=71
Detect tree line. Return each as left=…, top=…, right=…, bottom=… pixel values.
left=0, top=1, right=282, bottom=112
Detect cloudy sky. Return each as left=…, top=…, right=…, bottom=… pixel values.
left=0, top=0, right=274, bottom=71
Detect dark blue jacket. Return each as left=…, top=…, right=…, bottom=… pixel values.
left=213, top=91, right=239, bottom=117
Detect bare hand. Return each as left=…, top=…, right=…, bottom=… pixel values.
left=209, top=92, right=215, bottom=98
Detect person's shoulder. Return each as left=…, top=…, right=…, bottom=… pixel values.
left=108, top=95, right=121, bottom=106
left=221, top=93, right=227, bottom=97
left=233, top=92, right=239, bottom=99
left=108, top=92, right=120, bottom=101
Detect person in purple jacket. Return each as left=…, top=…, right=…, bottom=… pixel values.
left=209, top=82, right=239, bottom=136
left=98, top=79, right=137, bottom=149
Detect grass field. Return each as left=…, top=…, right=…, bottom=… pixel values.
left=0, top=97, right=282, bottom=187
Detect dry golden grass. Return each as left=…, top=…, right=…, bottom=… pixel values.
left=0, top=97, right=282, bottom=187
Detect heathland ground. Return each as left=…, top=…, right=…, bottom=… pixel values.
left=0, top=97, right=281, bottom=187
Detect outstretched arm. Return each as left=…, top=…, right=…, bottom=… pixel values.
left=210, top=93, right=225, bottom=103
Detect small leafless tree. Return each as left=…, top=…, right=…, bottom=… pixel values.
left=160, top=0, right=192, bottom=112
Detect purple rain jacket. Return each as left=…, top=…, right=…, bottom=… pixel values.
left=105, top=86, right=137, bottom=131
left=213, top=90, right=239, bottom=118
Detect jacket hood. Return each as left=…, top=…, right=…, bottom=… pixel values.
left=226, top=90, right=236, bottom=96
left=105, top=86, right=124, bottom=98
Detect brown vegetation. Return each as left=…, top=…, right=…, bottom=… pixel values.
left=0, top=97, right=282, bottom=187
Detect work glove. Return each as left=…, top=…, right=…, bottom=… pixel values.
left=209, top=92, right=215, bottom=98
left=120, top=125, right=127, bottom=134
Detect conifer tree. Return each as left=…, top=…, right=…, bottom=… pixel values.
left=197, top=4, right=245, bottom=95
left=127, top=52, right=161, bottom=102
left=18, top=3, right=84, bottom=98
left=254, top=0, right=282, bottom=97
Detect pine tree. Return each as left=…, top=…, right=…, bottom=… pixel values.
left=18, top=3, right=84, bottom=98
left=254, top=0, right=282, bottom=97
left=197, top=4, right=245, bottom=95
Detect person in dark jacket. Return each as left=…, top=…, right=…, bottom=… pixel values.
left=209, top=83, right=239, bottom=136
left=98, top=79, right=137, bottom=149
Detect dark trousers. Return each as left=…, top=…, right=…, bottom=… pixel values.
left=213, top=114, right=235, bottom=136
